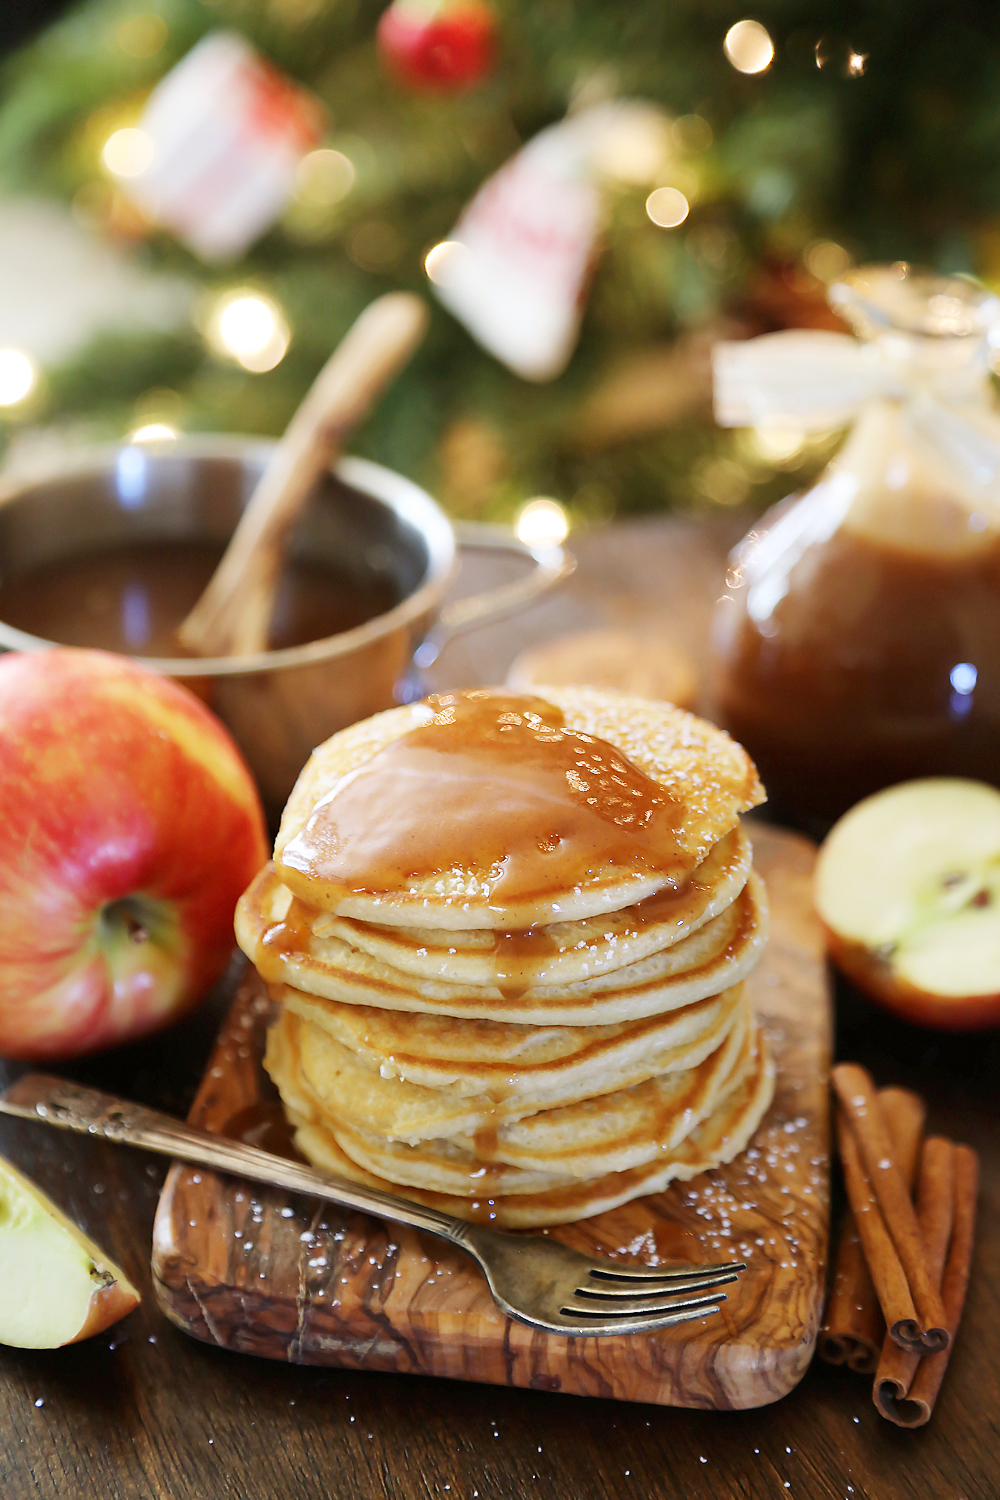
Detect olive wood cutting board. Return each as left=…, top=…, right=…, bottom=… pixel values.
left=151, top=823, right=831, bottom=1408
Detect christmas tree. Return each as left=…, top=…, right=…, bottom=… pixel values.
left=0, top=0, right=997, bottom=526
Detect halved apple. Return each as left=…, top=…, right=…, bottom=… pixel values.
left=815, top=778, right=1000, bottom=1031
left=0, top=1154, right=140, bottom=1348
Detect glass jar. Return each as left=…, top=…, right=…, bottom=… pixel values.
left=711, top=265, right=1000, bottom=831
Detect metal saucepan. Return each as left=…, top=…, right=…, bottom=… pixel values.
left=0, top=436, right=573, bottom=820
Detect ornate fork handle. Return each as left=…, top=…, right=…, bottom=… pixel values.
left=0, top=1073, right=474, bottom=1251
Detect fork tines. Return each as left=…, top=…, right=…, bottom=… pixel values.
left=558, top=1260, right=746, bottom=1331
left=588, top=1259, right=747, bottom=1283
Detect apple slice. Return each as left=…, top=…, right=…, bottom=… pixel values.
left=0, top=1153, right=140, bottom=1348
left=815, top=778, right=1000, bottom=1030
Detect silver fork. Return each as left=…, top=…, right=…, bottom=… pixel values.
left=0, top=1074, right=745, bottom=1339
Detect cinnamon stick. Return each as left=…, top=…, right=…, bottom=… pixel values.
left=875, top=1143, right=979, bottom=1427
left=819, top=1086, right=925, bottom=1372
left=818, top=1224, right=883, bottom=1372
left=832, top=1064, right=949, bottom=1351
left=874, top=1137, right=955, bottom=1422
left=835, top=1111, right=922, bottom=1351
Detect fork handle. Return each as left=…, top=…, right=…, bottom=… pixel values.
left=0, top=1073, right=475, bottom=1251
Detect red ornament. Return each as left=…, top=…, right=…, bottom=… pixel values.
left=377, top=0, right=497, bottom=91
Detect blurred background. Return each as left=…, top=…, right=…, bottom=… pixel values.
left=0, top=0, right=997, bottom=531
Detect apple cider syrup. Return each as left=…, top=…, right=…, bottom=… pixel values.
left=711, top=265, right=1000, bottom=830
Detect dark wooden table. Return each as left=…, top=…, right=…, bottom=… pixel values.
left=2, top=517, right=998, bottom=1500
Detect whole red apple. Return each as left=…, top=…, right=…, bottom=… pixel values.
left=0, top=648, right=268, bottom=1060
left=377, top=0, right=497, bottom=91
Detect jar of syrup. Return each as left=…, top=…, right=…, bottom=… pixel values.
left=711, top=264, right=1000, bottom=831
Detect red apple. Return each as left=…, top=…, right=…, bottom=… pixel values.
left=377, top=0, right=497, bottom=91
left=0, top=648, right=268, bottom=1060
left=815, top=777, right=1000, bottom=1031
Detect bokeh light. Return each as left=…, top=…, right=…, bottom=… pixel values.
left=671, top=115, right=713, bottom=153
left=129, top=422, right=178, bottom=443
left=116, top=14, right=168, bottom=58
left=294, top=149, right=355, bottom=206
left=595, top=112, right=673, bottom=185
left=516, top=497, right=570, bottom=547
left=208, top=291, right=290, bottom=373
left=805, top=239, right=852, bottom=282
left=646, top=187, right=690, bottom=228
left=749, top=426, right=806, bottom=463
left=724, top=20, right=774, bottom=74
left=0, top=350, right=36, bottom=406
left=101, top=127, right=155, bottom=178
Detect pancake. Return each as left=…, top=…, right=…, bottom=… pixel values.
left=239, top=867, right=768, bottom=1025
left=283, top=1031, right=775, bottom=1228
left=279, top=977, right=744, bottom=1103
left=273, top=687, right=764, bottom=929
left=267, top=982, right=746, bottom=1141
left=301, top=1001, right=753, bottom=1188
left=313, top=825, right=753, bottom=989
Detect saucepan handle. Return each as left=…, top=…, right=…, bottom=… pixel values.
left=435, top=522, right=575, bottom=641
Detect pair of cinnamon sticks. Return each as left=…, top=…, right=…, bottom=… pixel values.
left=819, top=1063, right=978, bottom=1428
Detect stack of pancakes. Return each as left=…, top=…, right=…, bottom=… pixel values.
left=236, top=686, right=775, bottom=1228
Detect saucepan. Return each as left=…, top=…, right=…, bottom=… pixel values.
left=0, top=435, right=573, bottom=820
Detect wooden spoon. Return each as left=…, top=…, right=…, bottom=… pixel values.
left=176, top=292, right=429, bottom=659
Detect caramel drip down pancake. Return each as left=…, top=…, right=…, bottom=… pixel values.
left=239, top=867, right=768, bottom=1025
left=266, top=982, right=746, bottom=1141
left=282, top=1034, right=775, bottom=1229
left=236, top=685, right=777, bottom=1229
left=267, top=992, right=753, bottom=1184
left=314, top=825, right=753, bottom=988
left=277, top=978, right=744, bottom=1111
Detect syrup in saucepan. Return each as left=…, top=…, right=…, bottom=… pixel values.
left=0, top=540, right=398, bottom=656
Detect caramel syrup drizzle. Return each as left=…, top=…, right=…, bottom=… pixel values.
left=279, top=690, right=692, bottom=911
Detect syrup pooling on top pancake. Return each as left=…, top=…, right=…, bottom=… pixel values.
left=274, top=686, right=764, bottom=929
left=280, top=689, right=690, bottom=908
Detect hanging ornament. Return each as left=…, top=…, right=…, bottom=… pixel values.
left=426, top=102, right=672, bottom=381
left=111, top=32, right=324, bottom=263
left=376, top=0, right=497, bottom=92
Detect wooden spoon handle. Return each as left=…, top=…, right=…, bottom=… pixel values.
left=176, top=292, right=429, bottom=658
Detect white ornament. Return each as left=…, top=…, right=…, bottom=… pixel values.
left=430, top=102, right=672, bottom=382
left=119, top=32, right=323, bottom=263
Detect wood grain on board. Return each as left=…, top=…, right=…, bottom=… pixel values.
left=151, top=822, right=831, bottom=1409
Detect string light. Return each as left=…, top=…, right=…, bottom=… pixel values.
left=646, top=187, right=690, bottom=229
left=847, top=50, right=868, bottom=77
left=101, top=127, right=155, bottom=178
left=516, top=497, right=569, bottom=547
left=0, top=350, right=36, bottom=406
left=129, top=422, right=178, bottom=443
left=207, top=291, right=290, bottom=373
left=724, top=20, right=774, bottom=74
